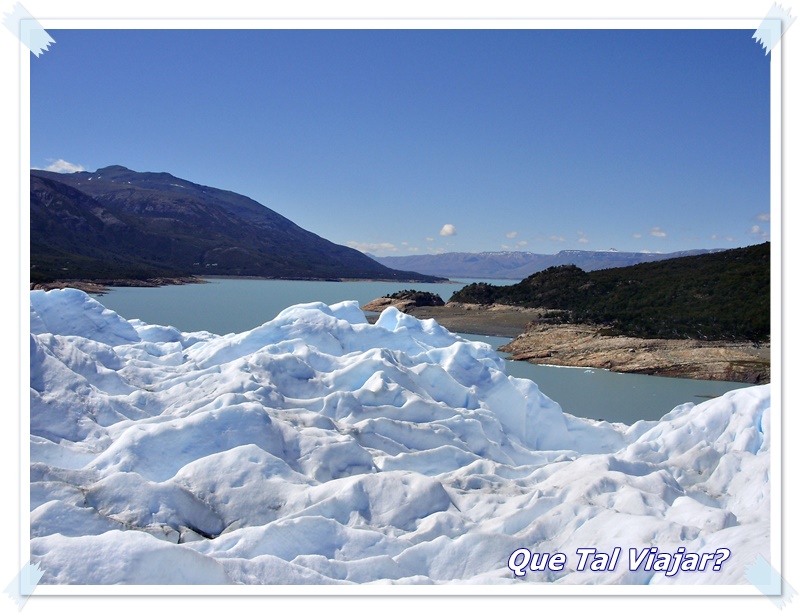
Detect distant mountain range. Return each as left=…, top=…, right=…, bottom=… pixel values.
left=371, top=248, right=729, bottom=279
left=30, top=166, right=442, bottom=284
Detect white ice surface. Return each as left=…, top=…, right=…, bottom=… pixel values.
left=29, top=288, right=771, bottom=586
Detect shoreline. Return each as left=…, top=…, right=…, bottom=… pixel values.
left=500, top=323, right=769, bottom=384
left=29, top=276, right=208, bottom=295
left=362, top=300, right=770, bottom=384
left=30, top=274, right=454, bottom=295
left=200, top=275, right=456, bottom=284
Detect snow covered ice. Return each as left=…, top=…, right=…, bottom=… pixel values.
left=29, top=289, right=771, bottom=586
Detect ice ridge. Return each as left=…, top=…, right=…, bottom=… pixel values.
left=29, top=289, right=771, bottom=586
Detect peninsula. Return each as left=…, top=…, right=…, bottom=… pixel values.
left=363, top=244, right=771, bottom=384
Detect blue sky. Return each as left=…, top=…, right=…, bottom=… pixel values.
left=30, top=27, right=771, bottom=256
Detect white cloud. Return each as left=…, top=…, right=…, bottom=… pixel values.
left=755, top=213, right=770, bottom=222
left=439, top=224, right=457, bottom=237
left=632, top=233, right=643, bottom=239
left=516, top=240, right=528, bottom=247
left=505, top=231, right=518, bottom=239
left=549, top=235, right=566, bottom=242
left=41, top=158, right=85, bottom=173
left=500, top=244, right=512, bottom=250
left=578, top=237, right=589, bottom=244
left=425, top=237, right=435, bottom=242
left=649, top=227, right=667, bottom=238
left=346, top=241, right=398, bottom=255
left=749, top=225, right=769, bottom=239
left=399, top=241, right=419, bottom=253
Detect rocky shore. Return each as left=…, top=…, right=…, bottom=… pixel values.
left=29, top=276, right=206, bottom=295
left=362, top=298, right=770, bottom=384
left=498, top=322, right=770, bottom=384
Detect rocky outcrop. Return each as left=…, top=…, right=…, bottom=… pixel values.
left=498, top=323, right=770, bottom=384
left=362, top=290, right=445, bottom=314
left=362, top=296, right=417, bottom=313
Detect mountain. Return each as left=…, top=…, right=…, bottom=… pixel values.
left=371, top=248, right=728, bottom=279
left=449, top=243, right=770, bottom=342
left=30, top=166, right=443, bottom=284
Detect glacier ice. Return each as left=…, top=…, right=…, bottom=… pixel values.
left=28, top=288, right=771, bottom=586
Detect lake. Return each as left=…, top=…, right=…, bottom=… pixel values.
left=97, top=277, right=753, bottom=424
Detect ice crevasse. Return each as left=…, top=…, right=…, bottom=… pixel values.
left=28, top=288, right=771, bottom=585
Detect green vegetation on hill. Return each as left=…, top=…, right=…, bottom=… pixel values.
left=449, top=243, right=770, bottom=342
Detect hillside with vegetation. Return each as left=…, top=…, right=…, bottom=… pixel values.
left=30, top=166, right=443, bottom=285
left=449, top=243, right=770, bottom=343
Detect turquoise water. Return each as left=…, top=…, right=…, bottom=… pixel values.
left=98, top=277, right=753, bottom=424
left=459, top=333, right=751, bottom=423
left=98, top=277, right=515, bottom=334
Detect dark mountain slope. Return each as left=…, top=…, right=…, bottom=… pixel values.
left=30, top=174, right=189, bottom=281
left=31, top=166, right=442, bottom=283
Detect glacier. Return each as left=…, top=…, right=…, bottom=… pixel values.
left=28, top=288, right=771, bottom=587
